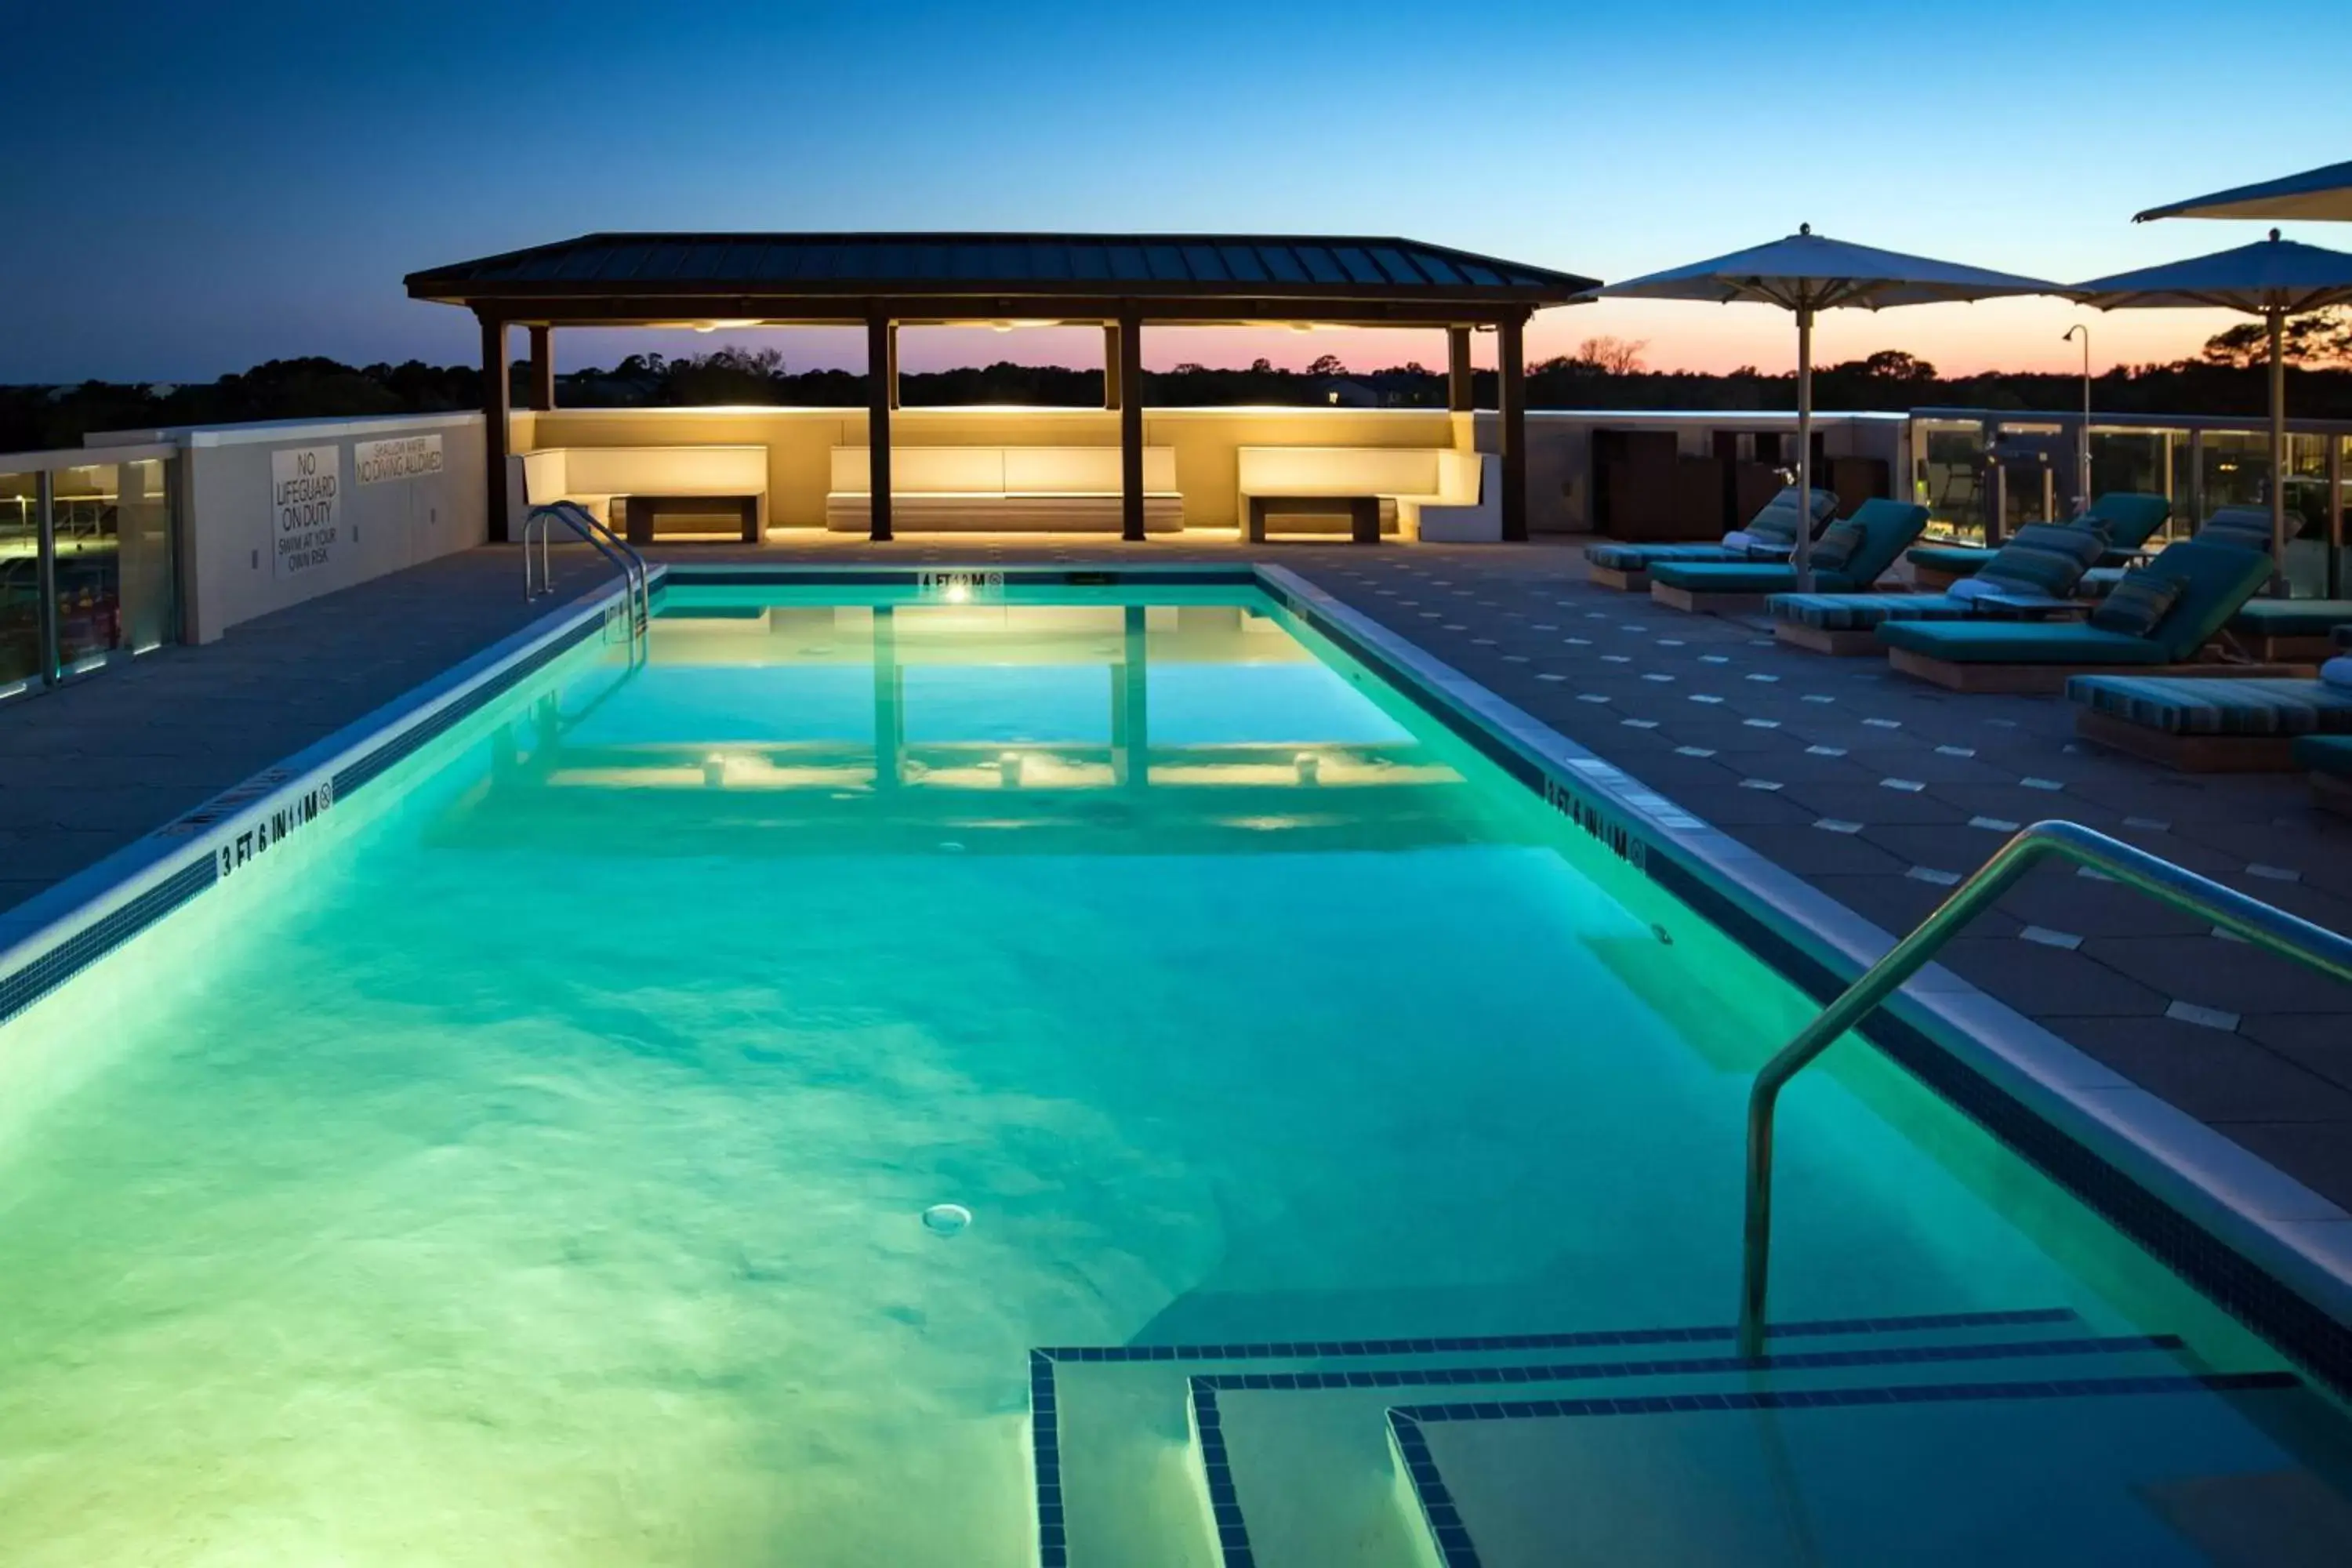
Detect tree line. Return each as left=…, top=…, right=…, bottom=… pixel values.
left=8, top=315, right=2350, bottom=452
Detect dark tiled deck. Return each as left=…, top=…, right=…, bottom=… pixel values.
left=4, top=535, right=2350, bottom=1211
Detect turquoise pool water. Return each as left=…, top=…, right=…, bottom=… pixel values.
left=0, top=585, right=2320, bottom=1564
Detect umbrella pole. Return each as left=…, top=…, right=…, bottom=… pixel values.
left=2269, top=307, right=2288, bottom=595
left=1795, top=306, right=1816, bottom=593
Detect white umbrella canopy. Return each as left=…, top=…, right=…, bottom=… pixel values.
left=2136, top=160, right=2352, bottom=224
left=2072, top=231, right=2352, bottom=575
left=1590, top=227, right=2065, bottom=586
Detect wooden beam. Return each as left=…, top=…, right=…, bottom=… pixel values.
left=1497, top=313, right=1528, bottom=542
left=867, top=314, right=893, bottom=542
left=428, top=292, right=1546, bottom=329
left=1447, top=326, right=1474, bottom=412
left=479, top=312, right=511, bottom=543
left=1102, top=323, right=1122, bottom=411
left=1118, top=312, right=1145, bottom=542
left=527, top=325, right=555, bottom=411
left=886, top=322, right=901, bottom=412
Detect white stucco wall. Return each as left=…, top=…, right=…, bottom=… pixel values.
left=163, top=413, right=488, bottom=643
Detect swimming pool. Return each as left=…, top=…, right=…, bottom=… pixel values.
left=2, top=571, right=2347, bottom=1566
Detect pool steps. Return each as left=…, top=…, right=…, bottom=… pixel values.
left=1025, top=1305, right=2266, bottom=1567
left=1388, top=1367, right=2343, bottom=1567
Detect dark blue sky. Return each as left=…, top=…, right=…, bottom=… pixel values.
left=6, top=1, right=2343, bottom=383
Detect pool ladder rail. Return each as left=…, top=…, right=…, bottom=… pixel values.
left=523, top=501, right=651, bottom=655
left=1742, top=818, right=2352, bottom=1358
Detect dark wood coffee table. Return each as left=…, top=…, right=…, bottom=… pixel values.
left=622, top=494, right=760, bottom=545
left=1247, top=495, right=1381, bottom=544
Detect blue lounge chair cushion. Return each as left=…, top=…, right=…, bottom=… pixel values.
left=2296, top=735, right=2352, bottom=775
left=1587, top=541, right=1746, bottom=571
left=1907, top=543, right=2001, bottom=575
left=2197, top=506, right=2280, bottom=554
left=1876, top=620, right=2177, bottom=664
left=1969, top=522, right=2111, bottom=599
left=1771, top=593, right=1979, bottom=630
left=2230, top=599, right=2352, bottom=637
left=2067, top=676, right=2352, bottom=737
left=2089, top=572, right=2183, bottom=637
left=1653, top=561, right=1864, bottom=594
left=1581, top=488, right=1836, bottom=572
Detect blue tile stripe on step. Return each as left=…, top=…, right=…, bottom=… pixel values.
left=1389, top=1370, right=2303, bottom=1568
left=1029, top=1351, right=1065, bottom=1567
left=1185, top=1334, right=2179, bottom=1568
left=1030, top=1304, right=2073, bottom=1363
left=1189, top=1385, right=1257, bottom=1567
left=1190, top=1333, right=2182, bottom=1394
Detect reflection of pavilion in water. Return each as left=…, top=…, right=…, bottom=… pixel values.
left=441, top=601, right=1523, bottom=855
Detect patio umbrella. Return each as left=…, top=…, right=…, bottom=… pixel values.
left=1589, top=227, right=2063, bottom=588
left=2071, top=231, right=2352, bottom=574
left=2136, top=160, right=2352, bottom=224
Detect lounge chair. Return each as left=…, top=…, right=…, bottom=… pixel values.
left=1905, top=492, right=2172, bottom=590
left=2074, top=506, right=2282, bottom=597
left=1875, top=538, right=2291, bottom=694
left=1647, top=499, right=1930, bottom=613
left=2226, top=598, right=2352, bottom=662
left=2067, top=677, right=2352, bottom=771
left=1583, top=487, right=1838, bottom=592
left=1768, top=521, right=2111, bottom=655
left=2298, top=735, right=2352, bottom=816
left=2074, top=632, right=2352, bottom=771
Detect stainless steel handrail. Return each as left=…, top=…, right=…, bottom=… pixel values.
left=523, top=501, right=650, bottom=650
left=1739, top=818, right=2352, bottom=1358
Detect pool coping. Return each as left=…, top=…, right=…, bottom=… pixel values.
left=1, top=556, right=2347, bottom=1400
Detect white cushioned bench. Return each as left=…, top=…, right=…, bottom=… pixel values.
left=518, top=445, right=769, bottom=539
left=825, top=446, right=1182, bottom=533
left=1234, top=446, right=1499, bottom=543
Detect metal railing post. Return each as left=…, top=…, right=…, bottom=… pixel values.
left=1737, top=820, right=2352, bottom=1359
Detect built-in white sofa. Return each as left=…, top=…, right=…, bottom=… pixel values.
left=1234, top=446, right=1500, bottom=542
left=516, top=445, right=769, bottom=536
left=824, top=446, right=1182, bottom=533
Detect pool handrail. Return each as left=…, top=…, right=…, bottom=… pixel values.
left=1740, top=818, right=2352, bottom=1359
left=524, top=500, right=650, bottom=655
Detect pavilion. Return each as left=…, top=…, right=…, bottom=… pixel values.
left=404, top=233, right=1595, bottom=543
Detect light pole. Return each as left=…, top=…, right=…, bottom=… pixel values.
left=2061, top=324, right=2092, bottom=517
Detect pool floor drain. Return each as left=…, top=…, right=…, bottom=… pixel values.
left=923, top=1203, right=972, bottom=1236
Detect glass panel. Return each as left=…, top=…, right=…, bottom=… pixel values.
left=116, top=458, right=176, bottom=652
left=2087, top=427, right=2175, bottom=533
left=1915, top=420, right=1987, bottom=543
left=2199, top=430, right=2270, bottom=515
left=0, top=468, right=39, bottom=691
left=53, top=463, right=122, bottom=673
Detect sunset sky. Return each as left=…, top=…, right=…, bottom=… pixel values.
left=6, top=0, right=2345, bottom=386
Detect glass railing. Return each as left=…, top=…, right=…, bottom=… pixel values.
left=0, top=448, right=180, bottom=699
left=1914, top=409, right=2352, bottom=598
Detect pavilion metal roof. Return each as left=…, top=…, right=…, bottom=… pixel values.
left=405, top=231, right=1594, bottom=321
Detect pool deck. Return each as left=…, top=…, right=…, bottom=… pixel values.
left=6, top=533, right=2351, bottom=1214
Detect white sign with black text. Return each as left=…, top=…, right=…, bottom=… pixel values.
left=355, top=433, right=444, bottom=485
left=270, top=445, right=341, bottom=579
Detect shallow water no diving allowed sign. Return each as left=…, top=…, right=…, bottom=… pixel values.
left=270, top=444, right=341, bottom=579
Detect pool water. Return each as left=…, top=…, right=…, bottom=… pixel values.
left=0, top=585, right=2333, bottom=1565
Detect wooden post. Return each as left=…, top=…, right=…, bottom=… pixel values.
left=1497, top=313, right=1528, bottom=542
left=1102, top=323, right=1122, bottom=410
left=479, top=312, right=511, bottom=543
left=887, top=322, right=902, bottom=412
left=867, top=314, right=894, bottom=542
left=528, top=325, right=555, bottom=412
left=1446, top=326, right=1474, bottom=412
left=1118, top=311, right=1145, bottom=542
